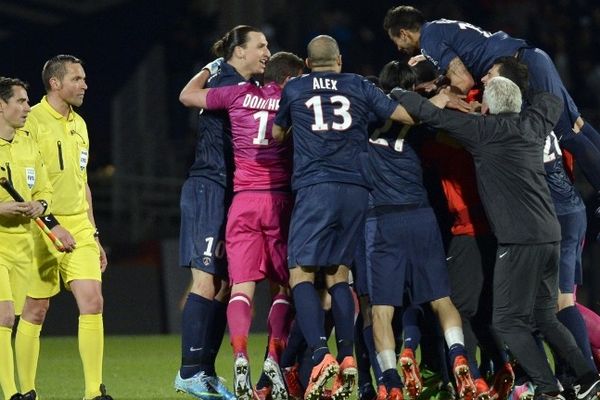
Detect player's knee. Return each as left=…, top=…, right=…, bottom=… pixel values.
left=79, top=294, right=104, bottom=314
left=430, top=296, right=454, bottom=314
left=89, top=295, right=104, bottom=314
left=22, top=298, right=50, bottom=324
left=371, top=305, right=393, bottom=325
left=0, top=312, right=15, bottom=328
left=190, top=274, right=220, bottom=299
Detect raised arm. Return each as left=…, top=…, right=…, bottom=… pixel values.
left=179, top=58, right=224, bottom=108
left=179, top=69, right=211, bottom=108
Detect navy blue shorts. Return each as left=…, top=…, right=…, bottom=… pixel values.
left=366, top=206, right=450, bottom=307
left=351, top=222, right=369, bottom=296
left=179, top=177, right=228, bottom=277
left=520, top=48, right=580, bottom=138
left=288, top=183, right=368, bottom=268
left=557, top=209, right=586, bottom=293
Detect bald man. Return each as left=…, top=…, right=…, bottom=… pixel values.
left=272, top=35, right=413, bottom=400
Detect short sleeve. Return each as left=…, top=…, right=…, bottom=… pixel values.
left=205, top=85, right=240, bottom=110
left=420, top=22, right=460, bottom=73
left=274, top=85, right=292, bottom=128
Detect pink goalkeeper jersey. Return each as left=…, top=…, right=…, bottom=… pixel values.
left=206, top=82, right=292, bottom=191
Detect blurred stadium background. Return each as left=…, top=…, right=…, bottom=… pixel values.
left=0, top=0, right=599, bottom=336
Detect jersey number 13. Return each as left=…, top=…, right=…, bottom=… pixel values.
left=305, top=95, right=352, bottom=131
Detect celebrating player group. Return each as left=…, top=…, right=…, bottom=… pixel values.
left=173, top=5, right=600, bottom=400
left=4, top=3, right=600, bottom=400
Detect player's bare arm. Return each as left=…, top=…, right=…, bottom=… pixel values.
left=86, top=183, right=108, bottom=271
left=272, top=124, right=290, bottom=142
left=179, top=57, right=224, bottom=108
left=389, top=104, right=416, bottom=125
left=446, top=56, right=475, bottom=94
left=179, top=69, right=211, bottom=108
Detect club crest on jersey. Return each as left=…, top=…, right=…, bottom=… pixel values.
left=79, top=148, right=88, bottom=170
left=26, top=167, right=35, bottom=189
left=203, top=256, right=211, bottom=266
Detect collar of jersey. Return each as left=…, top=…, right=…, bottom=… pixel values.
left=0, top=129, right=26, bottom=147
left=40, top=96, right=75, bottom=122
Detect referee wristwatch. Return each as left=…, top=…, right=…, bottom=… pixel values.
left=38, top=199, right=48, bottom=214
left=93, top=228, right=100, bottom=238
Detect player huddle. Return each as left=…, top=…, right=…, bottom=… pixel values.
left=172, top=5, right=600, bottom=400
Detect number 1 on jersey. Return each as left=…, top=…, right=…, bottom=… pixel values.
left=252, top=110, right=269, bottom=145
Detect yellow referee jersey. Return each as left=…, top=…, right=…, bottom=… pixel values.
left=25, top=96, right=90, bottom=216
left=0, top=129, right=53, bottom=233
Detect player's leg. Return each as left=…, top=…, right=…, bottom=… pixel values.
left=175, top=177, right=231, bottom=399
left=264, top=284, right=292, bottom=400
left=368, top=210, right=406, bottom=400
left=280, top=319, right=306, bottom=400
left=16, top=228, right=61, bottom=396
left=225, top=269, right=259, bottom=399
left=290, top=267, right=338, bottom=400
left=531, top=242, right=600, bottom=398
left=0, top=265, right=19, bottom=400
left=324, top=265, right=358, bottom=400
left=372, top=305, right=401, bottom=400
left=470, top=239, right=513, bottom=400
left=228, top=282, right=257, bottom=400
left=54, top=212, right=109, bottom=400
left=446, top=235, right=484, bottom=375
left=492, top=243, right=560, bottom=396
left=253, top=193, right=294, bottom=400
left=263, top=192, right=293, bottom=365
left=69, top=278, right=105, bottom=400
left=400, top=305, right=424, bottom=400
left=405, top=208, right=475, bottom=400
left=266, top=284, right=292, bottom=363
left=328, top=184, right=370, bottom=400
left=15, top=297, right=48, bottom=395
left=225, top=193, right=261, bottom=394
left=355, top=308, right=377, bottom=400
left=555, top=210, right=597, bottom=386
left=0, top=233, right=34, bottom=400
left=354, top=236, right=378, bottom=400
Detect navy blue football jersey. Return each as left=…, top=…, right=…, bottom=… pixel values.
left=274, top=72, right=398, bottom=190
left=188, top=62, right=256, bottom=187
left=368, top=120, right=429, bottom=207
left=543, top=131, right=585, bottom=215
left=420, top=19, right=526, bottom=81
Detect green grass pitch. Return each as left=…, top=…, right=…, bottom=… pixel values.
left=15, top=333, right=553, bottom=400
left=30, top=333, right=289, bottom=400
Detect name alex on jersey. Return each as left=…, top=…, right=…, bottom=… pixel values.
left=312, top=77, right=338, bottom=90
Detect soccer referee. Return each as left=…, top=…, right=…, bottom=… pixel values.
left=0, top=77, right=52, bottom=400
left=16, top=55, right=112, bottom=400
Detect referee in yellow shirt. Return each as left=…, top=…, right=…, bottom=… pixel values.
left=0, top=77, right=53, bottom=400
left=16, top=55, right=112, bottom=400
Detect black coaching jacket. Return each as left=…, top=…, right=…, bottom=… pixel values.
left=392, top=89, right=563, bottom=245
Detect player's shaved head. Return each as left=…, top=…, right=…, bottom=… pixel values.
left=307, top=35, right=340, bottom=68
